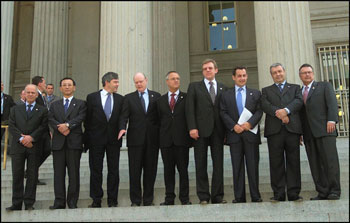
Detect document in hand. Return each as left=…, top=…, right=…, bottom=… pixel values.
left=237, top=108, right=258, bottom=134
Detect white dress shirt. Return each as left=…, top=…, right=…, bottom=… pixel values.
left=100, top=89, right=114, bottom=113
left=204, top=78, right=217, bottom=95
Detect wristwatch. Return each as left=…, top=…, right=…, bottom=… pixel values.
left=65, top=123, right=70, bottom=128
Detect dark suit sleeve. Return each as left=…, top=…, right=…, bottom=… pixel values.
left=8, top=95, right=16, bottom=108
left=84, top=94, right=92, bottom=132
left=48, top=104, right=60, bottom=131
left=285, top=85, right=303, bottom=115
left=219, top=92, right=236, bottom=131
left=67, top=100, right=87, bottom=130
left=260, top=87, right=280, bottom=116
left=185, top=82, right=197, bottom=130
left=324, top=82, right=339, bottom=122
left=30, top=108, right=48, bottom=142
left=247, top=90, right=263, bottom=128
left=8, top=107, right=22, bottom=142
left=119, top=95, right=130, bottom=130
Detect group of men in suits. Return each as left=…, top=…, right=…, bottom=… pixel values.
left=4, top=59, right=341, bottom=211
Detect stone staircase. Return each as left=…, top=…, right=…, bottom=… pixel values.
left=1, top=137, right=349, bottom=222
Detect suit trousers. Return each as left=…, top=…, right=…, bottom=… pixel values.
left=229, top=138, right=260, bottom=202
left=304, top=136, right=341, bottom=197
left=267, top=126, right=301, bottom=200
left=36, top=133, right=51, bottom=169
left=52, top=142, right=82, bottom=207
left=89, top=144, right=120, bottom=205
left=11, top=149, right=38, bottom=208
left=128, top=142, right=159, bottom=205
left=160, top=145, right=190, bottom=203
left=193, top=130, right=224, bottom=203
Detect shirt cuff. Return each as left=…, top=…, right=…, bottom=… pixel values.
left=284, top=108, right=290, bottom=115
left=19, top=136, right=24, bottom=142
left=327, top=121, right=336, bottom=124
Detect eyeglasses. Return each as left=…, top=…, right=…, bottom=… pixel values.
left=300, top=71, right=313, bottom=75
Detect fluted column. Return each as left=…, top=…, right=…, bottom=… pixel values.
left=254, top=2, right=316, bottom=89
left=1, top=1, right=14, bottom=94
left=31, top=1, right=68, bottom=90
left=100, top=2, right=152, bottom=96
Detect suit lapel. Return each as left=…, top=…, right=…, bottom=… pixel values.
left=65, top=97, right=76, bottom=118
left=200, top=80, right=214, bottom=104
left=230, top=88, right=240, bottom=115
left=307, top=81, right=317, bottom=102
left=174, top=92, right=184, bottom=110
left=281, top=83, right=291, bottom=96
left=28, top=104, right=40, bottom=120
left=19, top=104, right=27, bottom=120
left=133, top=91, right=145, bottom=114
left=56, top=99, right=65, bottom=121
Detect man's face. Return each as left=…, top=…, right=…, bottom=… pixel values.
left=46, top=85, right=54, bottom=95
left=232, top=69, right=248, bottom=87
left=299, top=67, right=315, bottom=86
left=105, top=79, right=119, bottom=93
left=270, top=66, right=286, bottom=84
left=20, top=90, right=26, bottom=100
left=38, top=78, right=47, bottom=92
left=60, top=79, right=76, bottom=97
left=25, top=85, right=38, bottom=103
left=202, top=62, right=218, bottom=81
left=134, top=73, right=148, bottom=92
left=166, top=72, right=180, bottom=92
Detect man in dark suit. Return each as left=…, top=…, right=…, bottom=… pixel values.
left=298, top=63, right=341, bottom=200
left=118, top=72, right=161, bottom=206
left=156, top=71, right=192, bottom=206
left=220, top=66, right=263, bottom=203
left=48, top=77, right=87, bottom=209
left=84, top=72, right=124, bottom=208
left=6, top=84, right=48, bottom=211
left=185, top=59, right=227, bottom=204
left=261, top=63, right=303, bottom=202
left=46, top=84, right=59, bottom=109
left=1, top=81, right=16, bottom=138
left=32, top=76, right=51, bottom=185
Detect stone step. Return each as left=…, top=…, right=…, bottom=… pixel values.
left=1, top=200, right=349, bottom=222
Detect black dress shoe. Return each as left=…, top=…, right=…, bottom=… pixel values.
left=181, top=201, right=192, bottom=205
left=160, top=201, right=174, bottom=206
left=6, top=205, right=22, bottom=211
left=310, top=196, right=327, bottom=201
left=25, top=206, right=35, bottom=211
left=37, top=180, right=46, bottom=185
left=49, top=205, right=65, bottom=210
left=212, top=199, right=227, bottom=204
left=327, top=193, right=340, bottom=200
left=199, top=200, right=209, bottom=205
left=108, top=203, right=118, bottom=207
left=131, top=203, right=140, bottom=207
left=232, top=199, right=246, bottom=203
left=68, top=205, right=78, bottom=209
left=252, top=198, right=263, bottom=202
left=88, top=201, right=101, bottom=208
left=270, top=196, right=285, bottom=202
left=143, top=203, right=154, bottom=206
left=289, top=196, right=303, bottom=202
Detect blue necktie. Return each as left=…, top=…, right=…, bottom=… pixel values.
left=27, top=104, right=33, bottom=118
left=140, top=92, right=146, bottom=113
left=104, top=93, right=111, bottom=121
left=278, top=83, right=283, bottom=93
left=237, top=88, right=243, bottom=116
left=64, top=98, right=69, bottom=114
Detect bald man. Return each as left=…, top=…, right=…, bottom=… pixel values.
left=119, top=72, right=161, bottom=206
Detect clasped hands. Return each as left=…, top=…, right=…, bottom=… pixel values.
left=57, top=124, right=70, bottom=136
left=20, top=134, right=33, bottom=148
left=233, top=122, right=252, bottom=134
left=275, top=108, right=289, bottom=124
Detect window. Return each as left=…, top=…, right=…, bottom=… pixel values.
left=208, top=1, right=237, bottom=51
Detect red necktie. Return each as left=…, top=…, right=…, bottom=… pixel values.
left=303, top=86, right=309, bottom=104
left=169, top=93, right=176, bottom=111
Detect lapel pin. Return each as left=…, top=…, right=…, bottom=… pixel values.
left=250, top=93, right=253, bottom=95
left=35, top=108, right=38, bottom=111
left=180, top=96, right=183, bottom=99
left=220, top=87, right=223, bottom=90
left=73, top=104, right=76, bottom=106
left=288, top=85, right=290, bottom=88
left=312, top=87, right=315, bottom=89
left=151, top=95, right=154, bottom=97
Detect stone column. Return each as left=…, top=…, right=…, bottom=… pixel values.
left=152, top=2, right=191, bottom=94
left=1, top=1, right=14, bottom=94
left=100, top=2, right=152, bottom=96
left=254, top=2, right=316, bottom=89
left=31, top=1, right=69, bottom=91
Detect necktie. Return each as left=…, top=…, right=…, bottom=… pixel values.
left=64, top=98, right=69, bottom=114
left=237, top=88, right=243, bottom=116
left=169, top=93, right=176, bottom=112
left=278, top=83, right=283, bottom=93
left=209, top=81, right=215, bottom=104
left=42, top=93, right=47, bottom=106
left=140, top=92, right=146, bottom=113
left=303, top=86, right=309, bottom=104
left=27, top=104, right=33, bottom=118
left=47, top=95, right=51, bottom=102
left=104, top=93, right=111, bottom=120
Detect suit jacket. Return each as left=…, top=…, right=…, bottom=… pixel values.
left=1, top=93, right=16, bottom=123
left=261, top=82, right=303, bottom=137
left=185, top=80, right=227, bottom=138
left=46, top=94, right=59, bottom=108
left=300, top=81, right=338, bottom=140
left=156, top=91, right=191, bottom=148
left=84, top=90, right=124, bottom=149
left=119, top=89, right=161, bottom=147
left=8, top=103, right=48, bottom=155
left=220, top=87, right=262, bottom=144
left=49, top=97, right=87, bottom=150
left=35, top=92, right=46, bottom=107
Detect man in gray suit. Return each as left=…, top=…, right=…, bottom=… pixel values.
left=48, top=77, right=87, bottom=209
left=46, top=84, right=59, bottom=109
left=6, top=84, right=48, bottom=211
left=261, top=63, right=303, bottom=202
left=299, top=63, right=341, bottom=200
left=186, top=59, right=227, bottom=204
